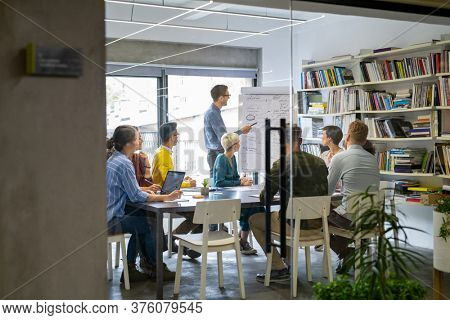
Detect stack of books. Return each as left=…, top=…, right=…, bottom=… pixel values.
left=300, top=67, right=354, bottom=89
left=326, top=88, right=359, bottom=113
left=438, top=77, right=450, bottom=106
left=301, top=143, right=322, bottom=156
left=308, top=102, right=327, bottom=114
left=435, top=143, right=450, bottom=175
left=298, top=92, right=322, bottom=114
left=393, top=89, right=412, bottom=109
left=377, top=148, right=429, bottom=173
left=359, top=54, right=440, bottom=82
left=364, top=117, right=412, bottom=138
left=411, top=83, right=438, bottom=108
left=410, top=115, right=432, bottom=137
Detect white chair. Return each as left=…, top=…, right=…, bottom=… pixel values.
left=173, top=199, right=245, bottom=300
left=264, top=196, right=333, bottom=298
left=380, top=181, right=399, bottom=247
left=328, top=191, right=382, bottom=279
left=107, top=234, right=130, bottom=290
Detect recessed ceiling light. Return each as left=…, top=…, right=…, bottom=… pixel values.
left=105, top=19, right=269, bottom=36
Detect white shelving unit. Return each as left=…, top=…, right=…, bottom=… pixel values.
left=299, top=38, right=450, bottom=181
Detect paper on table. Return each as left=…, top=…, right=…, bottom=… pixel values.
left=166, top=198, right=190, bottom=203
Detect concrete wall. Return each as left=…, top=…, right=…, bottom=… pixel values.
left=0, top=0, right=107, bottom=299
left=106, top=39, right=258, bottom=69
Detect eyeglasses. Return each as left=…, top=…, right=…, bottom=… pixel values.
left=223, top=94, right=231, bottom=97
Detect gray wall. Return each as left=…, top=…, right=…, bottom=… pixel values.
left=0, top=0, right=107, bottom=299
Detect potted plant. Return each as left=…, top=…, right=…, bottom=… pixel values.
left=200, top=178, right=210, bottom=196
left=433, top=197, right=450, bottom=274
left=314, top=189, right=427, bottom=299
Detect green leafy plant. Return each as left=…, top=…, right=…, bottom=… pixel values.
left=202, top=178, right=209, bottom=188
left=435, top=198, right=450, bottom=242
left=313, top=188, right=426, bottom=300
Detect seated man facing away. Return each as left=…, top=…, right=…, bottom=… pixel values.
left=249, top=125, right=328, bottom=283
left=107, top=125, right=181, bottom=282
left=327, top=120, right=380, bottom=273
left=212, top=132, right=256, bottom=255
left=151, top=122, right=201, bottom=259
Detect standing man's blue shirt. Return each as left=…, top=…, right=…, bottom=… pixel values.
left=106, top=151, right=148, bottom=222
left=204, top=103, right=242, bottom=151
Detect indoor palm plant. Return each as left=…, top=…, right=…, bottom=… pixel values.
left=314, top=189, right=426, bottom=299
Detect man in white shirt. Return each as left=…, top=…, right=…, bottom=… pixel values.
left=327, top=120, right=380, bottom=273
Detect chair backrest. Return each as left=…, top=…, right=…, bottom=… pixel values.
left=379, top=181, right=395, bottom=201
left=193, top=199, right=241, bottom=225
left=286, top=196, right=331, bottom=221
left=347, top=191, right=382, bottom=220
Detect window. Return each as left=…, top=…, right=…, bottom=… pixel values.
left=167, top=75, right=253, bottom=178
left=106, top=76, right=159, bottom=157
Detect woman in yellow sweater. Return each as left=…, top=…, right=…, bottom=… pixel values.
left=151, top=122, right=196, bottom=188
left=151, top=122, right=201, bottom=259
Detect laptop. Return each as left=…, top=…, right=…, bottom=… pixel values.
left=161, top=171, right=186, bottom=194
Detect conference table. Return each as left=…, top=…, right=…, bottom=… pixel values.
left=128, top=186, right=342, bottom=299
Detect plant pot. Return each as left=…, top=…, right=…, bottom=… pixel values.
left=200, top=187, right=210, bottom=196
left=433, top=210, right=450, bottom=273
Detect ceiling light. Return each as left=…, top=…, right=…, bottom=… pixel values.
left=105, top=19, right=269, bottom=36
left=106, top=1, right=213, bottom=46
left=105, top=0, right=306, bottom=23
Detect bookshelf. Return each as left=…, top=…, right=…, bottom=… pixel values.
left=299, top=37, right=450, bottom=182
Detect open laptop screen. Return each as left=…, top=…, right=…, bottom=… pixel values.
left=161, top=171, right=185, bottom=194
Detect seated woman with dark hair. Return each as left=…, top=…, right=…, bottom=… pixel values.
left=212, top=133, right=257, bottom=255
left=107, top=125, right=181, bottom=283
left=320, top=125, right=343, bottom=167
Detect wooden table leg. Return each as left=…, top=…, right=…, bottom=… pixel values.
left=433, top=268, right=444, bottom=300
left=156, top=212, right=163, bottom=299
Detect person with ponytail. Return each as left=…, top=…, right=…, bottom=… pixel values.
left=107, top=125, right=180, bottom=283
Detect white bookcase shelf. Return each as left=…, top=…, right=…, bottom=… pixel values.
left=358, top=107, right=433, bottom=114
left=380, top=171, right=435, bottom=177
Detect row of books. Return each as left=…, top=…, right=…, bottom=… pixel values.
left=377, top=148, right=433, bottom=173
left=436, top=144, right=450, bottom=175
left=300, top=67, right=354, bottom=89
left=438, top=77, right=450, bottom=106
left=360, top=54, right=441, bottom=82
left=300, top=143, right=322, bottom=157
left=411, top=83, right=440, bottom=108
left=364, top=115, right=431, bottom=138
left=326, top=88, right=359, bottom=113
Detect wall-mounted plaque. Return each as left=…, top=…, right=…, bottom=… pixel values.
left=26, top=43, right=82, bottom=77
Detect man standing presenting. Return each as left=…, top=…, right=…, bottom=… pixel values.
left=204, top=85, right=252, bottom=176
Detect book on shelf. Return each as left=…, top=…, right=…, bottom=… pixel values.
left=327, top=88, right=359, bottom=113
left=365, top=117, right=412, bottom=138
left=373, top=47, right=400, bottom=53
left=411, top=82, right=438, bottom=108
left=300, top=66, right=354, bottom=89
left=441, top=50, right=450, bottom=74
left=439, top=109, right=450, bottom=136
left=359, top=53, right=441, bottom=82
left=377, top=148, right=432, bottom=173
left=435, top=143, right=450, bottom=175
left=438, top=77, right=450, bottom=106
left=409, top=115, right=431, bottom=137
left=300, top=143, right=322, bottom=157
left=298, top=91, right=322, bottom=114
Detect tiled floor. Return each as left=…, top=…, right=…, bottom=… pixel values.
left=108, top=242, right=450, bottom=300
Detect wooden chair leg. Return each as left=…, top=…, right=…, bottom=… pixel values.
left=199, top=249, right=208, bottom=300
left=114, top=242, right=120, bottom=268
left=433, top=268, right=444, bottom=300
left=174, top=244, right=184, bottom=295
left=235, top=242, right=246, bottom=299
left=107, top=242, right=113, bottom=281
left=305, top=246, right=312, bottom=282
left=292, top=244, right=299, bottom=298
left=324, top=244, right=333, bottom=282
left=264, top=251, right=273, bottom=287
left=355, top=239, right=361, bottom=280
left=217, top=251, right=224, bottom=288
left=120, top=237, right=130, bottom=290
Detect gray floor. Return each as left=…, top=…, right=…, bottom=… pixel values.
left=108, top=241, right=450, bottom=300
